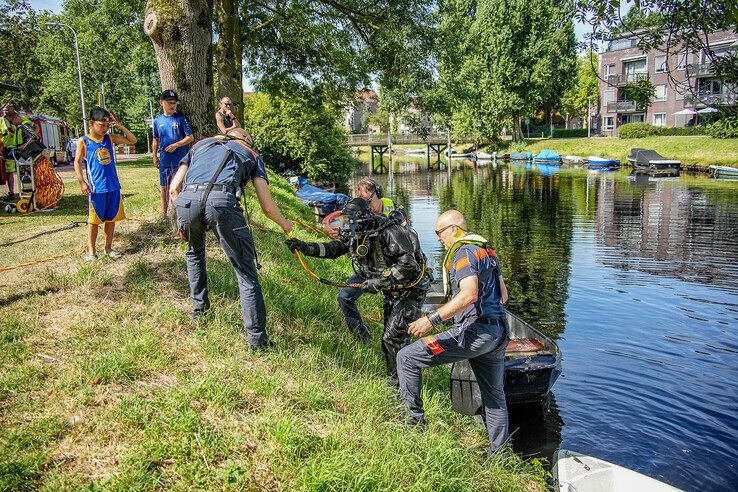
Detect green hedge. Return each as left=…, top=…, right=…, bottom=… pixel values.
left=707, top=117, right=738, bottom=138
left=552, top=128, right=589, bottom=138
left=619, top=122, right=707, bottom=138
left=618, top=123, right=659, bottom=138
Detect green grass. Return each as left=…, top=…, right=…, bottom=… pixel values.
left=0, top=159, right=546, bottom=490
left=520, top=136, right=738, bottom=169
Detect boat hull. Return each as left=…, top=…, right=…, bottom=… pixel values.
left=450, top=310, right=562, bottom=413
left=553, top=450, right=684, bottom=491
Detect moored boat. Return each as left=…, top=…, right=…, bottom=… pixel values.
left=509, top=152, right=532, bottom=161
left=708, top=165, right=738, bottom=179
left=474, top=151, right=495, bottom=160
left=533, top=149, right=562, bottom=164
left=562, top=155, right=586, bottom=165
left=627, top=148, right=681, bottom=171
left=586, top=155, right=620, bottom=168
left=448, top=309, right=562, bottom=412
left=553, top=449, right=683, bottom=491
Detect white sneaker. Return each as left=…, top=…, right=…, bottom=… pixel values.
left=84, top=254, right=97, bottom=263
left=106, top=250, right=122, bottom=259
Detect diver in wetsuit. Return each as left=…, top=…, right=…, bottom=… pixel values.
left=285, top=197, right=431, bottom=383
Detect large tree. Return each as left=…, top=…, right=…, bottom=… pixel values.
left=559, top=51, right=599, bottom=128
left=144, top=0, right=215, bottom=137
left=426, top=0, right=577, bottom=142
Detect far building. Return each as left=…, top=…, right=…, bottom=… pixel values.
left=344, top=90, right=378, bottom=133
left=598, top=29, right=737, bottom=136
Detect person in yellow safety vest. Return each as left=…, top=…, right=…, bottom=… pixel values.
left=0, top=105, right=33, bottom=200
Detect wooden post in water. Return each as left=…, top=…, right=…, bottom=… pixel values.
left=446, top=129, right=452, bottom=178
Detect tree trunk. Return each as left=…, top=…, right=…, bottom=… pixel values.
left=144, top=0, right=215, bottom=139
left=215, top=0, right=243, bottom=122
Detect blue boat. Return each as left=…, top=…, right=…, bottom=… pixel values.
left=587, top=155, right=620, bottom=168
left=533, top=149, right=562, bottom=163
left=509, top=152, right=532, bottom=161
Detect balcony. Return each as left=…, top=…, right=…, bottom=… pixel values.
left=606, top=72, right=649, bottom=87
left=684, top=92, right=737, bottom=108
left=686, top=63, right=714, bottom=77
left=607, top=100, right=644, bottom=113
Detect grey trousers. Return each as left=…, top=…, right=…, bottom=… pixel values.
left=337, top=274, right=370, bottom=341
left=175, top=189, right=269, bottom=347
left=397, top=318, right=509, bottom=453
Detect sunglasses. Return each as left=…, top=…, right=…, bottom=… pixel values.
left=435, top=224, right=456, bottom=237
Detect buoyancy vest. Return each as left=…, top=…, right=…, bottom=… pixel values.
left=441, top=233, right=491, bottom=298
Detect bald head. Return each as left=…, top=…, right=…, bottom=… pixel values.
left=226, top=128, right=253, bottom=145
left=436, top=210, right=466, bottom=231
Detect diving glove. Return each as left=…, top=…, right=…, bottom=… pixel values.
left=285, top=238, right=307, bottom=252
left=284, top=238, right=318, bottom=256
left=361, top=277, right=383, bottom=293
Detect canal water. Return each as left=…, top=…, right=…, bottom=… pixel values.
left=353, top=158, right=738, bottom=492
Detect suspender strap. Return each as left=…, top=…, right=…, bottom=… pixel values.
left=199, top=143, right=234, bottom=220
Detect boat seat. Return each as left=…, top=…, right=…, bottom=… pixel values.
left=506, top=338, right=545, bottom=354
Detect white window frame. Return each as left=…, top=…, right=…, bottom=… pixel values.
left=603, top=116, right=614, bottom=131
left=677, top=51, right=690, bottom=70
left=654, top=84, right=668, bottom=101
left=654, top=55, right=667, bottom=73
left=652, top=113, right=667, bottom=126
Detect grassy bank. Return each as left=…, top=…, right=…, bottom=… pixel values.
left=521, top=136, right=738, bottom=169
left=0, top=159, right=545, bottom=490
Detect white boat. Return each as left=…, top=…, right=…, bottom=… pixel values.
left=403, top=147, right=434, bottom=156
left=475, top=151, right=494, bottom=159
left=553, top=450, right=683, bottom=492
left=563, top=155, right=586, bottom=165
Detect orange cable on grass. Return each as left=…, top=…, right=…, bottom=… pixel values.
left=0, top=249, right=81, bottom=272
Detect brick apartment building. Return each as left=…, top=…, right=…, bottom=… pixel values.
left=598, top=30, right=737, bottom=136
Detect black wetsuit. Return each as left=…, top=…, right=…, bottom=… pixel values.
left=299, top=216, right=431, bottom=380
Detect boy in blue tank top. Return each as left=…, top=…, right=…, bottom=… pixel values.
left=153, top=90, right=193, bottom=217
left=73, top=107, right=137, bottom=262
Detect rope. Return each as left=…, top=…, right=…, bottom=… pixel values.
left=290, top=218, right=363, bottom=288
left=289, top=218, right=426, bottom=291
left=0, top=248, right=80, bottom=272
left=0, top=221, right=84, bottom=248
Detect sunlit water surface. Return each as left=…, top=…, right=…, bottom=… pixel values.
left=352, top=158, right=738, bottom=491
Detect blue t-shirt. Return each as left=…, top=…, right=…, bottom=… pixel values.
left=153, top=113, right=193, bottom=168
left=81, top=134, right=120, bottom=193
left=180, top=136, right=268, bottom=190
left=450, top=243, right=505, bottom=324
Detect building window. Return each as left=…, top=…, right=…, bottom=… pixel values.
left=655, top=55, right=667, bottom=73
left=653, top=113, right=666, bottom=126
left=604, top=64, right=616, bottom=77
left=677, top=51, right=690, bottom=70
left=603, top=116, right=614, bottom=131
left=654, top=85, right=668, bottom=101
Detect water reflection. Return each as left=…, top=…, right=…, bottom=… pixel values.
left=353, top=158, right=738, bottom=491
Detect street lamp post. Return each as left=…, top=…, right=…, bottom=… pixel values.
left=587, top=95, right=594, bottom=138
left=46, top=22, right=87, bottom=134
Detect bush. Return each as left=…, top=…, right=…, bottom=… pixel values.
left=618, top=122, right=660, bottom=138
left=619, top=122, right=707, bottom=138
left=552, top=128, right=589, bottom=138
left=657, top=126, right=706, bottom=136
left=707, top=116, right=738, bottom=138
